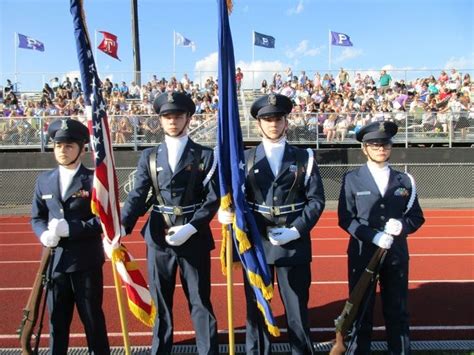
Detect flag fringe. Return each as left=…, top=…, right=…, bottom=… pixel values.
left=219, top=224, right=241, bottom=276
left=247, top=269, right=274, bottom=301
left=257, top=302, right=281, bottom=337
left=128, top=297, right=156, bottom=327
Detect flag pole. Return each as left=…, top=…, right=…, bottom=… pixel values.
left=94, top=30, right=99, bottom=75
left=252, top=31, right=255, bottom=64
left=111, top=259, right=131, bottom=355
left=328, top=30, right=332, bottom=72
left=173, top=30, right=176, bottom=76
left=14, top=32, right=18, bottom=86
left=226, top=225, right=235, bottom=355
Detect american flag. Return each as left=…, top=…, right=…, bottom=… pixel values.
left=70, top=0, right=155, bottom=326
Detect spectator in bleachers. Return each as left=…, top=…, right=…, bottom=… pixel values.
left=62, top=77, right=73, bottom=99
left=338, top=67, right=350, bottom=86
left=102, top=78, right=113, bottom=98
left=50, top=77, right=60, bottom=94
left=379, top=70, right=392, bottom=92
left=129, top=81, right=140, bottom=99
left=4, top=79, right=14, bottom=95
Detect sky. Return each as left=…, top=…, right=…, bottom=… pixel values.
left=0, top=0, right=473, bottom=91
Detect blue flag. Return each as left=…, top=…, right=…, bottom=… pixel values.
left=330, top=31, right=353, bottom=46
left=254, top=31, right=275, bottom=48
left=17, top=33, right=44, bottom=52
left=217, top=0, right=279, bottom=337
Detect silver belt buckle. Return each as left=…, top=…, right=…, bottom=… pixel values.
left=173, top=206, right=183, bottom=216
left=271, top=206, right=281, bottom=216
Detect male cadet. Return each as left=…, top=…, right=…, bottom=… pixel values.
left=31, top=118, right=110, bottom=355
left=121, top=92, right=219, bottom=355
left=338, top=121, right=425, bottom=354
left=219, top=93, right=326, bottom=355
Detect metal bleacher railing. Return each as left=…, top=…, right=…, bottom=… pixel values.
left=1, top=109, right=473, bottom=151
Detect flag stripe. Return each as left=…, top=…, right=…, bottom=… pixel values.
left=70, top=0, right=155, bottom=327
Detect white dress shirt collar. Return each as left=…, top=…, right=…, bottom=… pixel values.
left=262, top=137, right=286, bottom=176
left=59, top=163, right=81, bottom=199
left=165, top=134, right=189, bottom=173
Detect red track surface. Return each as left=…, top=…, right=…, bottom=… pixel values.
left=1, top=209, right=473, bottom=349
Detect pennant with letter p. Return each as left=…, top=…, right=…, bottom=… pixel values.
left=98, top=30, right=120, bottom=60
left=330, top=31, right=353, bottom=47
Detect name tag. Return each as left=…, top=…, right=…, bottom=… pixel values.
left=289, top=165, right=297, bottom=172
left=42, top=194, right=53, bottom=200
left=157, top=167, right=163, bottom=172
left=356, top=191, right=371, bottom=196
left=254, top=169, right=259, bottom=174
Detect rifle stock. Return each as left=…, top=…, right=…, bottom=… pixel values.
left=18, top=247, right=51, bottom=355
left=330, top=247, right=386, bottom=355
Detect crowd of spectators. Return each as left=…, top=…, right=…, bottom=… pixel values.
left=1, top=67, right=473, bottom=146
left=263, top=67, right=473, bottom=142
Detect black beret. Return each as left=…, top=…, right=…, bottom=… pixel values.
left=356, top=121, right=398, bottom=143
left=153, top=92, right=195, bottom=116
left=48, top=118, right=90, bottom=144
left=250, top=93, right=293, bottom=119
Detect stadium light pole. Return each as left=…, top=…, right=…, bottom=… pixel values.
left=131, top=0, right=141, bottom=86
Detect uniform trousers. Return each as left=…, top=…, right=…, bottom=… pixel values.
left=147, top=247, right=218, bottom=355
left=47, top=267, right=109, bottom=355
left=348, top=258, right=410, bottom=355
left=244, top=263, right=314, bottom=355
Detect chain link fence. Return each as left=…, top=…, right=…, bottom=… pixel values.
left=1, top=163, right=472, bottom=215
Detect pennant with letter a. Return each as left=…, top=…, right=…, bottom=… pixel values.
left=70, top=0, right=155, bottom=327
left=98, top=30, right=120, bottom=60
left=217, top=0, right=280, bottom=337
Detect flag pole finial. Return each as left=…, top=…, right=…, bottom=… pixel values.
left=226, top=0, right=233, bottom=13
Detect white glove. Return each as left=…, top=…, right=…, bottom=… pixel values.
left=372, top=232, right=394, bottom=249
left=268, top=227, right=300, bottom=246
left=384, top=218, right=403, bottom=236
left=40, top=230, right=60, bottom=248
left=218, top=208, right=234, bottom=224
left=103, top=239, right=121, bottom=259
left=166, top=224, right=197, bottom=246
left=48, top=218, right=69, bottom=237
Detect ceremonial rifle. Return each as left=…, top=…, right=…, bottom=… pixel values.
left=329, top=247, right=387, bottom=355
left=18, top=247, right=51, bottom=355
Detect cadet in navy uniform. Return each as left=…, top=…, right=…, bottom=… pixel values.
left=121, top=92, right=219, bottom=355
left=338, top=121, right=425, bottom=354
left=31, top=119, right=110, bottom=355
left=220, top=94, right=325, bottom=355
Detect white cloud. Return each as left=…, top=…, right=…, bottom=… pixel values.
left=286, top=40, right=323, bottom=59
left=287, top=0, right=304, bottom=15
left=194, top=52, right=219, bottom=85
left=444, top=53, right=474, bottom=70
left=193, top=52, right=288, bottom=90
left=334, top=48, right=363, bottom=63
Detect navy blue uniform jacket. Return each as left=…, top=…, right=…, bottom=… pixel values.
left=338, top=165, right=425, bottom=265
left=31, top=164, right=104, bottom=273
left=121, top=140, right=219, bottom=255
left=245, top=144, right=325, bottom=265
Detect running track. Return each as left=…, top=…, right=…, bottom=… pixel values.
left=0, top=209, right=473, bottom=349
